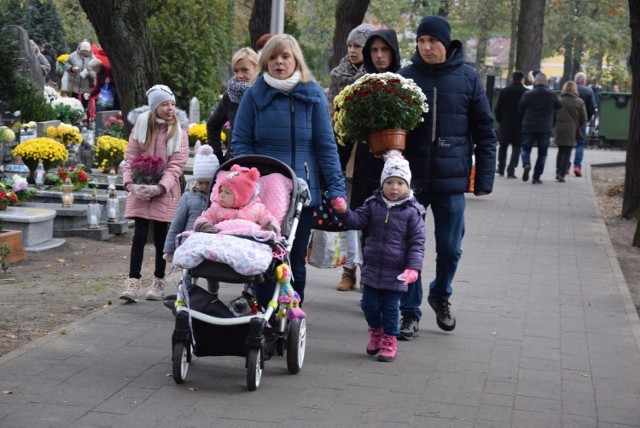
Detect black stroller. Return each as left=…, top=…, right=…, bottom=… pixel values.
left=166, top=155, right=310, bottom=391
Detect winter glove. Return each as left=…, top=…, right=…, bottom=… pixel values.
left=331, top=197, right=347, bottom=214
left=400, top=269, right=419, bottom=286
left=137, top=184, right=162, bottom=200
left=128, top=184, right=150, bottom=201
left=163, top=253, right=173, bottom=263
left=195, top=220, right=218, bottom=234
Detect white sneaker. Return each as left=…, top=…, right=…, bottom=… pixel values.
left=145, top=278, right=165, bottom=301
left=120, top=278, right=141, bottom=302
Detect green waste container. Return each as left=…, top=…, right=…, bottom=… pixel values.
left=598, top=91, right=631, bottom=146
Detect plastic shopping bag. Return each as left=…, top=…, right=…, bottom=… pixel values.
left=97, top=82, right=115, bottom=108
left=306, top=230, right=347, bottom=269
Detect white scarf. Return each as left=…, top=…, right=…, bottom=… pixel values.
left=263, top=70, right=301, bottom=92
left=132, top=111, right=183, bottom=155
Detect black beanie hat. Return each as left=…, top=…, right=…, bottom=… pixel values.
left=416, top=15, right=451, bottom=49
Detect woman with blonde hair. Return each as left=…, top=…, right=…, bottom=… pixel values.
left=554, top=80, right=587, bottom=182
left=206, top=47, right=259, bottom=163
left=232, top=34, right=345, bottom=305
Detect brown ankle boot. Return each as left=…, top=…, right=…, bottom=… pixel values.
left=336, top=266, right=357, bottom=291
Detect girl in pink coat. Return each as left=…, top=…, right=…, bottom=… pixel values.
left=120, top=84, right=189, bottom=302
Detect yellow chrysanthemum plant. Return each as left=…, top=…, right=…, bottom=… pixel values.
left=188, top=123, right=207, bottom=147
left=12, top=138, right=69, bottom=172
left=46, top=123, right=83, bottom=147
left=94, top=135, right=128, bottom=173
left=56, top=53, right=69, bottom=64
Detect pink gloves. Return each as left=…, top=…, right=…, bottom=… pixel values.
left=401, top=269, right=419, bottom=286
left=129, top=184, right=162, bottom=200
left=331, top=197, right=347, bottom=213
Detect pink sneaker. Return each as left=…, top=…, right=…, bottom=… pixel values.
left=377, top=334, right=397, bottom=362
left=366, top=327, right=383, bottom=355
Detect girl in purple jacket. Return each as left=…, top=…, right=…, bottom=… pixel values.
left=333, top=151, right=426, bottom=362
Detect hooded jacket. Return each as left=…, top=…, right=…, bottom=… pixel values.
left=340, top=189, right=426, bottom=292
left=123, top=107, right=189, bottom=223
left=63, top=50, right=96, bottom=94
left=399, top=40, right=496, bottom=195
left=163, top=187, right=209, bottom=255
left=345, top=29, right=402, bottom=209
left=231, top=76, right=345, bottom=205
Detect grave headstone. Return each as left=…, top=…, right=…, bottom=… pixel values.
left=6, top=25, right=44, bottom=94
left=189, top=97, right=200, bottom=124
left=95, top=110, right=121, bottom=136
left=36, top=120, right=61, bottom=137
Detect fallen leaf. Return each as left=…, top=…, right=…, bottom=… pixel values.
left=57, top=259, right=65, bottom=264
left=3, top=391, right=13, bottom=394
left=80, top=264, right=86, bottom=268
left=186, top=387, right=197, bottom=392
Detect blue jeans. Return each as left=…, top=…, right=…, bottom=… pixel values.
left=520, top=132, right=551, bottom=180
left=573, top=125, right=587, bottom=168
left=361, top=285, right=402, bottom=336
left=255, top=207, right=314, bottom=307
left=400, top=192, right=465, bottom=320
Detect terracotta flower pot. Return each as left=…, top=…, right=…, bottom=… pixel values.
left=368, top=129, right=406, bottom=156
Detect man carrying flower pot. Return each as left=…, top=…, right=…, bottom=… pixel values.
left=399, top=15, right=497, bottom=338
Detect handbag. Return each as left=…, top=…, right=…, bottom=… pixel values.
left=311, top=191, right=345, bottom=231
left=566, top=104, right=583, bottom=141
left=307, top=230, right=347, bottom=269
left=97, top=82, right=115, bottom=108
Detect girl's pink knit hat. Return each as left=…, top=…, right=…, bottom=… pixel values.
left=219, top=164, right=260, bottom=208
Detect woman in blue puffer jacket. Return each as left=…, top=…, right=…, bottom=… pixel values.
left=232, top=34, right=345, bottom=304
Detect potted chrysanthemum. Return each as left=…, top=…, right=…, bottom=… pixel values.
left=188, top=123, right=207, bottom=147
left=333, top=72, right=428, bottom=155
left=12, top=137, right=69, bottom=172
left=94, top=135, right=127, bottom=173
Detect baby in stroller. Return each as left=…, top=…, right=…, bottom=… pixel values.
left=193, top=163, right=280, bottom=236
left=168, top=155, right=309, bottom=390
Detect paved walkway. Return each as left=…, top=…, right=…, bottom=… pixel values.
left=0, top=149, right=638, bottom=427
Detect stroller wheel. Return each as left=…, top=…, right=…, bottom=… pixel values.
left=172, top=342, right=191, bottom=383
left=287, top=318, right=306, bottom=374
left=246, top=347, right=263, bottom=391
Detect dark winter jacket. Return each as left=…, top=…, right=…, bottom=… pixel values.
left=577, top=83, right=596, bottom=121
left=519, top=84, right=563, bottom=134
left=207, top=93, right=237, bottom=164
left=339, top=190, right=426, bottom=292
left=232, top=76, right=345, bottom=205
left=554, top=92, right=587, bottom=147
left=494, top=80, right=528, bottom=145
left=399, top=40, right=497, bottom=195
left=342, top=29, right=401, bottom=209
left=163, top=187, right=209, bottom=254
left=42, top=47, right=57, bottom=83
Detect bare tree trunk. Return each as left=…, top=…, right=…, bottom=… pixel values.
left=328, top=0, right=369, bottom=71
left=515, top=0, right=545, bottom=78
left=625, top=0, right=640, bottom=232
left=562, top=40, right=572, bottom=84
left=78, top=0, right=161, bottom=129
left=249, top=0, right=272, bottom=50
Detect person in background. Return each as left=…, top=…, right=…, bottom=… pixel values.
left=41, top=43, right=57, bottom=86
left=494, top=70, right=527, bottom=179
left=63, top=41, right=96, bottom=122
left=554, top=81, right=587, bottom=183
left=333, top=151, right=425, bottom=362
left=206, top=47, right=259, bottom=164
left=326, top=22, right=376, bottom=292
left=120, top=85, right=189, bottom=302
left=571, top=72, right=596, bottom=177
left=232, top=34, right=345, bottom=305
left=88, top=58, right=119, bottom=111
left=255, top=33, right=273, bottom=58
left=519, top=72, right=562, bottom=184
left=30, top=40, right=51, bottom=80
left=399, top=15, right=496, bottom=338
left=164, top=145, right=219, bottom=293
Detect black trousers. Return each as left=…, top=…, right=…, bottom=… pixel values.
left=129, top=218, right=169, bottom=279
